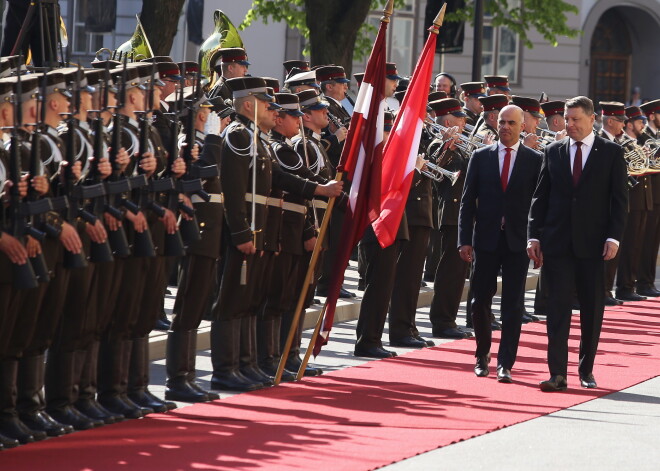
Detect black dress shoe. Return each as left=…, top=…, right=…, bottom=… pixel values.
left=19, top=410, right=72, bottom=436
left=522, top=313, right=539, bottom=323
left=491, top=320, right=502, bottom=331
left=604, top=296, right=622, bottom=306
left=432, top=327, right=469, bottom=339
left=615, top=291, right=647, bottom=302
left=579, top=373, right=597, bottom=389
left=165, top=378, right=210, bottom=403
left=636, top=287, right=660, bottom=298
left=389, top=336, right=427, bottom=348
left=339, top=287, right=356, bottom=298
left=414, top=334, right=435, bottom=347
left=75, top=398, right=123, bottom=424
left=0, top=432, right=20, bottom=449
left=354, top=346, right=397, bottom=358
left=539, top=374, right=568, bottom=392
left=0, top=416, right=38, bottom=443
left=211, top=371, right=261, bottom=392
left=474, top=355, right=490, bottom=377
left=497, top=367, right=512, bottom=383
left=97, top=395, right=145, bottom=420
left=46, top=406, right=99, bottom=431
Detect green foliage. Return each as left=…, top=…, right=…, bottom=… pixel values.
left=445, top=0, right=581, bottom=48
left=240, top=0, right=404, bottom=60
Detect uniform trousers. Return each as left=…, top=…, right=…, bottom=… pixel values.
left=637, top=204, right=660, bottom=289
left=172, top=255, right=217, bottom=331
left=616, top=210, right=647, bottom=292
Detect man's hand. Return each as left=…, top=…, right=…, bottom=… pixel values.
left=237, top=241, right=256, bottom=255
left=171, top=157, right=186, bottom=178
left=523, top=133, right=540, bottom=150
left=31, top=174, right=49, bottom=195
left=0, top=232, right=29, bottom=264
left=26, top=235, right=42, bottom=258
left=315, top=180, right=344, bottom=198
left=139, top=152, right=157, bottom=176
left=86, top=220, right=108, bottom=244
left=115, top=147, right=130, bottom=172
left=526, top=240, right=543, bottom=268
left=59, top=221, right=83, bottom=253
left=459, top=245, right=473, bottom=263
left=125, top=210, right=148, bottom=233
left=179, top=194, right=194, bottom=221
left=334, top=126, right=348, bottom=143
left=603, top=240, right=618, bottom=260
left=160, top=208, right=178, bottom=234
left=104, top=212, right=122, bottom=231
left=97, top=157, right=112, bottom=178
left=303, top=236, right=317, bottom=252
left=416, top=154, right=428, bottom=172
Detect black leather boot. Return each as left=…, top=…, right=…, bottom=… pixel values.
left=75, top=340, right=123, bottom=424
left=0, top=431, right=20, bottom=449
left=97, top=338, right=146, bottom=419
left=259, top=318, right=296, bottom=382
left=17, top=353, right=72, bottom=436
left=0, top=358, right=39, bottom=444
left=281, top=310, right=323, bottom=377
left=44, top=350, right=98, bottom=430
left=210, top=319, right=261, bottom=391
left=165, top=330, right=209, bottom=402
left=239, top=316, right=273, bottom=386
left=128, top=337, right=176, bottom=412
left=186, top=330, right=219, bottom=400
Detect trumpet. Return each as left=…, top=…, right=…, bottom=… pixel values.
left=421, top=161, right=461, bottom=185
left=424, top=119, right=488, bottom=154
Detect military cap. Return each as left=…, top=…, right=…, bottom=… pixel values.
left=540, top=100, right=565, bottom=117
left=0, top=75, right=39, bottom=103
left=428, top=91, right=448, bottom=102
left=384, top=110, right=395, bottom=132
left=263, top=77, right=281, bottom=93
left=284, top=69, right=320, bottom=89
left=140, top=56, right=174, bottom=63
left=283, top=60, right=310, bottom=73
left=210, top=47, right=250, bottom=70
left=85, top=68, right=117, bottom=95
left=460, top=82, right=486, bottom=97
left=0, top=55, right=24, bottom=77
left=316, top=65, right=350, bottom=84
left=600, top=101, right=626, bottom=121
left=91, top=59, right=121, bottom=70
left=60, top=67, right=96, bottom=93
left=640, top=99, right=660, bottom=116
left=625, top=106, right=646, bottom=122
left=394, top=90, right=406, bottom=105
left=429, top=98, right=467, bottom=117
left=128, top=62, right=166, bottom=88
left=226, top=76, right=275, bottom=102
left=275, top=92, right=304, bottom=117
left=353, top=72, right=364, bottom=87
left=396, top=77, right=410, bottom=93
left=478, top=94, right=509, bottom=112
left=484, top=75, right=510, bottom=92
left=0, top=77, right=15, bottom=103
left=386, top=62, right=402, bottom=80
left=109, top=66, right=144, bottom=90
left=154, top=62, right=182, bottom=81
left=511, top=96, right=543, bottom=118
left=296, top=89, right=328, bottom=111
left=177, top=61, right=199, bottom=76
left=45, top=70, right=73, bottom=98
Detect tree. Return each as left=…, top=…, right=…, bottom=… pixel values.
left=139, top=0, right=186, bottom=56
left=241, top=0, right=580, bottom=74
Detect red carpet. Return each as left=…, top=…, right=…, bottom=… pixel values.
left=3, top=300, right=660, bottom=471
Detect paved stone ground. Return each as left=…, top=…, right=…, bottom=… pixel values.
left=149, top=268, right=660, bottom=470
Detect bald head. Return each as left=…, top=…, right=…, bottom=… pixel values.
left=498, top=105, right=525, bottom=147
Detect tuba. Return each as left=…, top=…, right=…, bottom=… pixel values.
left=98, top=15, right=153, bottom=62
left=198, top=10, right=244, bottom=80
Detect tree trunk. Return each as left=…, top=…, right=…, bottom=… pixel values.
left=139, top=0, right=185, bottom=56
left=305, top=0, right=372, bottom=76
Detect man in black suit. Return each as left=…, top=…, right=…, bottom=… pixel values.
left=528, top=96, right=628, bottom=392
left=459, top=105, right=542, bottom=383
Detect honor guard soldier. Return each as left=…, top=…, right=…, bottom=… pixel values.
left=283, top=69, right=320, bottom=94
left=283, top=60, right=310, bottom=75
left=146, top=60, right=183, bottom=152
left=460, top=82, right=486, bottom=127
left=598, top=102, right=633, bottom=305
left=177, top=61, right=199, bottom=87
left=384, top=62, right=403, bottom=111
left=208, top=47, right=250, bottom=100
left=474, top=94, right=508, bottom=141
left=425, top=98, right=473, bottom=339
left=484, top=75, right=512, bottom=99
left=540, top=100, right=567, bottom=134
left=316, top=65, right=351, bottom=167
left=637, top=99, right=660, bottom=297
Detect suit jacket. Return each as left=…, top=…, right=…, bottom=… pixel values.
left=528, top=136, right=628, bottom=259
left=459, top=142, right=542, bottom=252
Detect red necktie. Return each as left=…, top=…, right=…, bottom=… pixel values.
left=501, top=147, right=512, bottom=191
left=572, top=141, right=583, bottom=187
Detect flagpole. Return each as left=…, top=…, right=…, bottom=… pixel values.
left=294, top=0, right=396, bottom=381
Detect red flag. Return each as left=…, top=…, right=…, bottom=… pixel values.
left=312, top=17, right=388, bottom=356
left=371, top=25, right=439, bottom=248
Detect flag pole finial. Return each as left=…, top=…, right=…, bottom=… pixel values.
left=381, top=0, right=394, bottom=23
left=430, top=3, right=447, bottom=34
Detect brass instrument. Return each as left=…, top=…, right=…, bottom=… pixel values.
left=104, top=15, right=154, bottom=62
left=618, top=134, right=653, bottom=179
left=424, top=118, right=488, bottom=154
left=419, top=150, right=461, bottom=185
left=198, top=10, right=244, bottom=81
left=644, top=139, right=660, bottom=171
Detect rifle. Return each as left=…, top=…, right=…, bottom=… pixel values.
left=7, top=63, right=38, bottom=289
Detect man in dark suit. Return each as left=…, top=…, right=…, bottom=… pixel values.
left=458, top=105, right=542, bottom=383
left=528, top=96, right=628, bottom=392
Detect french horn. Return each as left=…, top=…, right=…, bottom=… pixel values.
left=198, top=10, right=244, bottom=80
